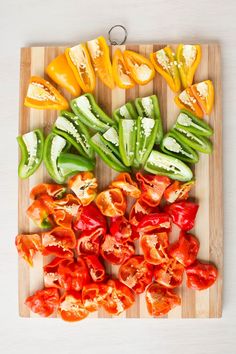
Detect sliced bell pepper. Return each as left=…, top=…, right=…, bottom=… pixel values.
left=89, top=133, right=130, bottom=172
left=43, top=133, right=70, bottom=184
left=173, top=126, right=212, bottom=154
left=76, top=228, right=103, bottom=256
left=160, top=130, right=199, bottom=163
left=44, top=257, right=64, bottom=288
left=191, top=80, right=214, bottom=115
left=175, top=110, right=213, bottom=137
left=176, top=44, right=201, bottom=89
left=15, top=233, right=42, bottom=266
left=154, top=258, right=184, bottom=289
left=65, top=43, right=96, bottom=93
left=150, top=46, right=181, bottom=92
left=164, top=201, right=199, bottom=231
left=109, top=215, right=133, bottom=243
left=30, top=183, right=66, bottom=200
left=52, top=193, right=81, bottom=228
left=164, top=180, right=195, bottom=203
left=24, top=76, right=69, bottom=110
left=25, top=288, right=60, bottom=318
left=175, top=87, right=204, bottom=118
left=140, top=232, right=169, bottom=265
left=135, top=95, right=163, bottom=144
left=137, top=213, right=171, bottom=233
left=42, top=226, right=76, bottom=258
left=82, top=283, right=108, bottom=312
left=112, top=49, right=135, bottom=89
left=96, top=188, right=127, bottom=217
left=186, top=260, right=218, bottom=290
left=87, top=36, right=115, bottom=89
left=136, top=117, right=158, bottom=165
left=57, top=257, right=90, bottom=291
left=100, top=235, right=135, bottom=265
left=168, top=230, right=199, bottom=267
left=68, top=172, right=97, bottom=206
left=70, top=93, right=114, bottom=132
left=59, top=291, right=89, bottom=322
left=17, top=129, right=44, bottom=179
left=129, top=198, right=158, bottom=227
left=73, top=202, right=107, bottom=234
left=27, top=195, right=55, bottom=229
left=123, top=50, right=155, bottom=85
left=58, top=153, right=95, bottom=177
left=46, top=53, right=81, bottom=96
left=53, top=111, right=94, bottom=159
left=110, top=173, right=141, bottom=198
left=113, top=102, right=138, bottom=122
left=144, top=150, right=193, bottom=182
left=102, top=126, right=120, bottom=158
left=83, top=255, right=106, bottom=283
left=118, top=118, right=137, bottom=167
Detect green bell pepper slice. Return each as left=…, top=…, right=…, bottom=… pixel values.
left=44, top=133, right=70, bottom=184
left=53, top=111, right=94, bottom=159
left=173, top=126, right=212, bottom=154
left=17, top=129, right=44, bottom=179
left=102, top=126, right=121, bottom=158
left=113, top=102, right=138, bottom=121
left=135, top=95, right=163, bottom=144
left=118, top=118, right=137, bottom=167
left=136, top=117, right=158, bottom=165
left=160, top=130, right=199, bottom=164
left=70, top=93, right=115, bottom=133
left=144, top=150, right=193, bottom=182
left=175, top=110, right=213, bottom=137
left=89, top=133, right=130, bottom=172
left=58, top=153, right=95, bottom=177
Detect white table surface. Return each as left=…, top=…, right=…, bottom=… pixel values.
left=0, top=0, right=236, bottom=353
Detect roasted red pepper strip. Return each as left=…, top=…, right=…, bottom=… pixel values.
left=154, top=258, right=184, bottom=288
left=140, top=232, right=169, bottom=265
left=136, top=172, right=170, bottom=207
left=59, top=291, right=89, bottom=322
left=164, top=201, right=199, bottom=231
left=83, top=255, right=106, bottom=282
left=57, top=257, right=90, bottom=291
left=168, top=231, right=199, bottom=267
left=25, top=288, right=60, bottom=317
left=15, top=233, right=42, bottom=266
left=145, top=283, right=181, bottom=317
left=27, top=195, right=55, bottom=229
left=76, top=228, right=103, bottom=256
left=110, top=216, right=133, bottom=243
left=53, top=194, right=81, bottom=229
left=100, top=234, right=135, bottom=265
left=68, top=172, right=98, bottom=206
left=73, top=202, right=107, bottom=233
left=129, top=198, right=157, bottom=226
left=118, top=255, right=153, bottom=294
left=137, top=213, right=171, bottom=233
left=44, top=257, right=63, bottom=288
left=82, top=283, right=108, bottom=312
left=110, top=173, right=141, bottom=198
left=96, top=188, right=127, bottom=217
left=186, top=260, right=218, bottom=290
left=42, top=226, right=76, bottom=259
left=164, top=181, right=195, bottom=203
left=30, top=183, right=66, bottom=200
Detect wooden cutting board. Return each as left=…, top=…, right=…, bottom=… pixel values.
left=18, top=43, right=223, bottom=318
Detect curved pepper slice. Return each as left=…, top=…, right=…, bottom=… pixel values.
left=100, top=234, right=135, bottom=265
left=164, top=180, right=195, bottom=203
left=30, top=183, right=66, bottom=200
left=68, top=172, right=97, bottom=206
left=25, top=288, right=60, bottom=317
left=87, top=36, right=115, bottom=89
left=59, top=291, right=89, bottom=322
left=175, top=87, right=203, bottom=118
left=176, top=44, right=201, bottom=88
left=118, top=118, right=137, bottom=167
left=175, top=110, right=213, bottom=137
left=145, top=283, right=181, bottom=317
left=191, top=80, right=214, bottom=115
left=24, top=76, right=69, bottom=110
left=17, top=129, right=44, bottom=179
left=150, top=46, right=181, bottom=92
left=144, top=150, right=193, bottom=182
left=136, top=117, right=158, bottom=165
left=27, top=195, right=55, bottom=229
left=110, top=173, right=141, bottom=198
left=112, top=49, right=135, bottom=89
left=102, top=126, right=121, bottom=158
left=113, top=102, right=138, bottom=121
left=137, top=213, right=171, bottom=233
left=57, top=257, right=90, bottom=291
left=129, top=198, right=157, bottom=227
left=123, top=50, right=155, bottom=85
left=58, top=153, right=95, bottom=178
left=140, top=232, right=169, bottom=265
left=15, top=233, right=42, bottom=266
left=168, top=231, right=199, bottom=267
left=73, top=202, right=107, bottom=233
left=109, top=216, right=133, bottom=243
left=53, top=110, right=94, bottom=159
left=42, top=226, right=76, bottom=258
left=173, top=126, right=212, bottom=154
left=96, top=188, right=127, bottom=217
left=44, top=257, right=63, bottom=288
left=82, top=283, right=108, bottom=312
left=83, top=255, right=106, bottom=282
left=136, top=172, right=171, bottom=207
left=46, top=53, right=81, bottom=96
left=164, top=201, right=199, bottom=231
left=76, top=228, right=103, bottom=256
left=154, top=258, right=184, bottom=289
left=65, top=43, right=96, bottom=93
left=186, top=260, right=218, bottom=290
left=53, top=194, right=81, bottom=228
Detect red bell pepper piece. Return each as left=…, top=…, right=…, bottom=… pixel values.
left=83, top=255, right=106, bottom=282
left=73, top=202, right=107, bottom=233
left=109, top=216, right=133, bottom=242
left=164, top=201, right=199, bottom=231
left=57, top=257, right=90, bottom=291
left=186, top=260, right=218, bottom=290
left=76, top=228, right=103, bottom=256
left=168, top=231, right=199, bottom=267
left=137, top=213, right=171, bottom=233
left=25, top=287, right=60, bottom=317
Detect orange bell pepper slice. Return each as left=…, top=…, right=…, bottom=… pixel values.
left=25, top=287, right=60, bottom=317
left=96, top=188, right=126, bottom=217
left=87, top=36, right=115, bottom=89
left=27, top=195, right=55, bottom=229
left=176, top=44, right=201, bottom=89
left=112, top=49, right=135, bottom=89
left=150, top=46, right=181, bottom=92
left=191, top=80, right=214, bottom=115
left=68, top=172, right=98, bottom=206
left=123, top=50, right=155, bottom=85
left=42, top=226, right=76, bottom=259
left=30, top=183, right=66, bottom=200
left=59, top=291, right=89, bottom=322
left=109, top=173, right=141, bottom=198
left=24, top=76, right=69, bottom=110
left=53, top=194, right=81, bottom=228
left=164, top=180, right=195, bottom=203
left=15, top=233, right=42, bottom=266
left=175, top=87, right=204, bottom=118
left=45, top=53, right=81, bottom=96
left=65, top=43, right=96, bottom=93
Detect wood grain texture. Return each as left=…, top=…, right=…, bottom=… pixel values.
left=18, top=43, right=223, bottom=318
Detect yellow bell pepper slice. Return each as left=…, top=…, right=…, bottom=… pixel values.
left=150, top=46, right=181, bottom=92
left=175, top=87, right=204, bottom=118
left=112, top=49, right=135, bottom=89
left=87, top=36, right=115, bottom=89
left=123, top=50, right=155, bottom=86
left=45, top=53, right=81, bottom=96
left=24, top=76, right=69, bottom=110
left=65, top=44, right=96, bottom=93
left=191, top=80, right=214, bottom=115
left=177, top=44, right=201, bottom=89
